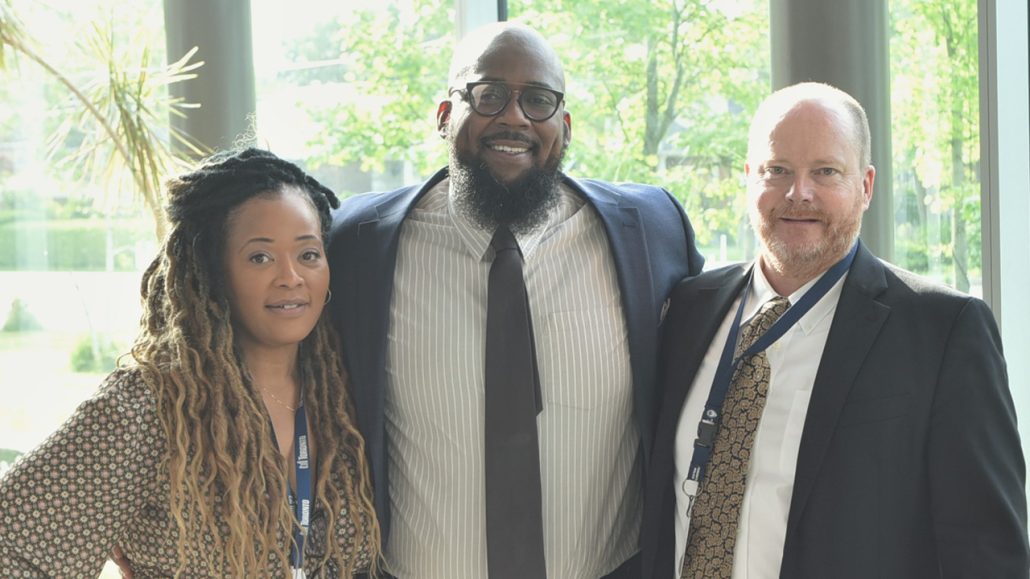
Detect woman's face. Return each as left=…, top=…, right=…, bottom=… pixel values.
left=222, top=188, right=329, bottom=355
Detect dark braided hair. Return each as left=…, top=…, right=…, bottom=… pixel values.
left=131, top=148, right=379, bottom=576
left=166, top=148, right=339, bottom=287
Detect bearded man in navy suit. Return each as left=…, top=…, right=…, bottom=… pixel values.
left=328, top=22, right=703, bottom=579
left=642, top=82, right=1028, bottom=579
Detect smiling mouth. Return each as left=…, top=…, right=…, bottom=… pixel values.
left=488, top=144, right=530, bottom=154
left=267, top=303, right=306, bottom=310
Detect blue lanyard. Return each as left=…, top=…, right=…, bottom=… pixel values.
left=287, top=402, right=312, bottom=570
left=684, top=243, right=857, bottom=490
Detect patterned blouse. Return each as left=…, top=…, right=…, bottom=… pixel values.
left=0, top=368, right=374, bottom=577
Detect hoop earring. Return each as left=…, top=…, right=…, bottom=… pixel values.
left=324, top=289, right=333, bottom=305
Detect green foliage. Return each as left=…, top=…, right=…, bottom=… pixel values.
left=305, top=1, right=452, bottom=188
left=0, top=80, right=17, bottom=148
left=0, top=185, right=115, bottom=221
left=0, top=218, right=150, bottom=271
left=279, top=18, right=350, bottom=85
left=0, top=0, right=205, bottom=241
left=292, top=0, right=978, bottom=277
left=891, top=0, right=980, bottom=291
left=0, top=448, right=21, bottom=464
left=506, top=0, right=770, bottom=252
left=69, top=332, right=122, bottom=373
left=1, top=297, right=42, bottom=331
left=0, top=448, right=22, bottom=476
left=301, top=0, right=769, bottom=251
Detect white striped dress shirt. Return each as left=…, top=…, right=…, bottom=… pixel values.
left=382, top=178, right=640, bottom=578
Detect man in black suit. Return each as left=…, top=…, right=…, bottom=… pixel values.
left=641, top=82, right=1028, bottom=578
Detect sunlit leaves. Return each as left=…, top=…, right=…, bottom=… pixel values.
left=298, top=0, right=768, bottom=236
left=891, top=0, right=980, bottom=290
left=304, top=0, right=451, bottom=188
left=514, top=0, right=769, bottom=252
left=0, top=1, right=205, bottom=240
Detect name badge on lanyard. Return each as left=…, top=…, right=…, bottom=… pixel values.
left=288, top=401, right=313, bottom=574
left=681, top=242, right=857, bottom=519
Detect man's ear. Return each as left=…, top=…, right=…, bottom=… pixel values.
left=562, top=111, right=572, bottom=147
left=437, top=101, right=452, bottom=139
left=862, top=164, right=876, bottom=210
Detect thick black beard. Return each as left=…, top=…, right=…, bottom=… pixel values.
left=449, top=146, right=565, bottom=235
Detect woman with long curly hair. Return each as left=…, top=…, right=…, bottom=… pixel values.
left=0, top=148, right=380, bottom=577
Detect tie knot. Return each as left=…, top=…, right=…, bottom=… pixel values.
left=756, top=296, right=790, bottom=325
left=490, top=227, right=521, bottom=256
left=737, top=296, right=791, bottom=354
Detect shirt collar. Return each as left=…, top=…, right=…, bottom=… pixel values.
left=747, top=260, right=849, bottom=335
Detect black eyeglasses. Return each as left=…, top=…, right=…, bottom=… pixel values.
left=450, top=81, right=565, bottom=122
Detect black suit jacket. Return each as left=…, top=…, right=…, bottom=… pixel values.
left=642, top=243, right=1028, bottom=578
left=328, top=168, right=704, bottom=547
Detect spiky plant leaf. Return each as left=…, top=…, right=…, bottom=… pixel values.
left=1, top=3, right=205, bottom=240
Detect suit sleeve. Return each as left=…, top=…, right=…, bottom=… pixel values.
left=928, top=298, right=1029, bottom=577
left=661, top=188, right=705, bottom=277
left=0, top=370, right=162, bottom=577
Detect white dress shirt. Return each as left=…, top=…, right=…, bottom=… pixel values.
left=672, top=263, right=847, bottom=578
left=383, top=178, right=640, bottom=578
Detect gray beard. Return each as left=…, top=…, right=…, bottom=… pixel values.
left=449, top=148, right=564, bottom=235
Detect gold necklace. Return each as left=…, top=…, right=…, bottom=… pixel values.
left=261, top=388, right=299, bottom=412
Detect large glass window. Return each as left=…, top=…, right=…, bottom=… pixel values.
left=250, top=0, right=452, bottom=198
left=508, top=0, right=771, bottom=268
left=1, top=0, right=165, bottom=575
left=890, top=0, right=982, bottom=295
left=251, top=0, right=772, bottom=273
left=2, top=0, right=1026, bottom=558
left=0, top=0, right=164, bottom=454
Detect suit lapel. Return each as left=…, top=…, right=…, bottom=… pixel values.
left=655, top=266, right=751, bottom=446
left=784, top=244, right=891, bottom=538
left=349, top=169, right=446, bottom=535
left=353, top=168, right=447, bottom=408
left=570, top=176, right=666, bottom=460
left=653, top=266, right=750, bottom=468
left=643, top=265, right=748, bottom=576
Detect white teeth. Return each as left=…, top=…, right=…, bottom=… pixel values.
left=271, top=304, right=302, bottom=310
left=489, top=144, right=529, bottom=154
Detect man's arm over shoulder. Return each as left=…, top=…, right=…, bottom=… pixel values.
left=328, top=170, right=443, bottom=259
left=658, top=186, right=704, bottom=278
left=616, top=182, right=705, bottom=279
left=928, top=297, right=1029, bottom=576
left=329, top=190, right=389, bottom=243
left=574, top=178, right=705, bottom=280
left=326, top=185, right=419, bottom=303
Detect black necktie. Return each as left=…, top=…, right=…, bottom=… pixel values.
left=484, top=227, right=547, bottom=578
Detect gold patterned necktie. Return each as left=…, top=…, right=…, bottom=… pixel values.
left=680, top=295, right=791, bottom=578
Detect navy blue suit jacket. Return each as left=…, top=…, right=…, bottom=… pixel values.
left=642, top=243, right=1028, bottom=578
left=327, top=168, right=704, bottom=546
